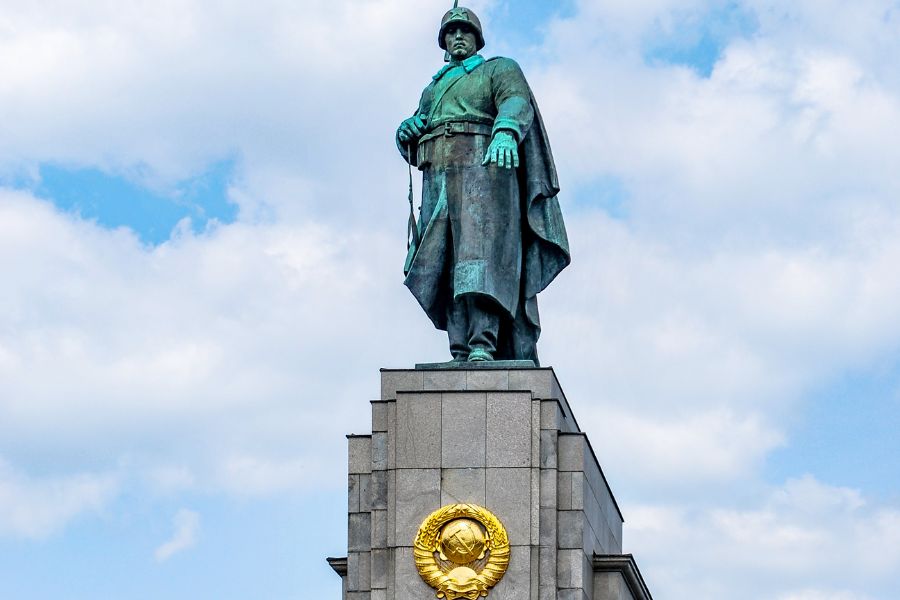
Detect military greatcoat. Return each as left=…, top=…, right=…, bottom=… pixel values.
left=398, top=54, right=570, bottom=363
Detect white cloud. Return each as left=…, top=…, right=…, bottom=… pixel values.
left=627, top=476, right=900, bottom=599
left=0, top=457, right=117, bottom=539
left=154, top=508, right=200, bottom=562
left=778, top=591, right=874, bottom=600
left=584, top=407, right=783, bottom=483
left=537, top=208, right=900, bottom=489
left=216, top=455, right=328, bottom=497
left=0, top=187, right=442, bottom=498
left=0, top=0, right=477, bottom=225
left=144, top=466, right=196, bottom=495
left=531, top=0, right=900, bottom=248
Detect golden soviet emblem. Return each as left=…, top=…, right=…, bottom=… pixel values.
left=414, top=504, right=510, bottom=600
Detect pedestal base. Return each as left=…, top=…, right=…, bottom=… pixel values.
left=328, top=367, right=652, bottom=600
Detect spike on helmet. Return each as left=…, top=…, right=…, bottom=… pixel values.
left=438, top=7, right=485, bottom=51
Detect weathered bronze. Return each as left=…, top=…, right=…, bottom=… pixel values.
left=397, top=6, right=570, bottom=365
left=414, top=503, right=510, bottom=600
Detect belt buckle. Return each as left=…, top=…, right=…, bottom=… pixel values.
left=444, top=122, right=465, bottom=137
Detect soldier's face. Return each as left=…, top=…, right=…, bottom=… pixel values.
left=445, top=24, right=477, bottom=60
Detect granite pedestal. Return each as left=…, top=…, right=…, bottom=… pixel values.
left=328, top=367, right=652, bottom=600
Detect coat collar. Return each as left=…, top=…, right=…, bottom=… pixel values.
left=433, top=54, right=485, bottom=81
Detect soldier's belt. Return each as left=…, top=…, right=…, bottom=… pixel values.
left=419, top=121, right=493, bottom=144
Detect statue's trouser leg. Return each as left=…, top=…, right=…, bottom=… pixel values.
left=447, top=297, right=469, bottom=360
left=447, top=295, right=500, bottom=358
left=465, top=295, right=500, bottom=354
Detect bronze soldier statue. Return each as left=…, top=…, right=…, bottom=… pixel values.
left=397, top=5, right=570, bottom=365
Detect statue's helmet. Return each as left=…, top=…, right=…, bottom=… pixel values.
left=438, top=7, right=486, bottom=51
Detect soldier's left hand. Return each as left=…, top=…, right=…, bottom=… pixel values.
left=482, top=131, right=519, bottom=169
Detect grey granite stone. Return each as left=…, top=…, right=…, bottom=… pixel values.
left=395, top=393, right=441, bottom=469
left=557, top=549, right=587, bottom=590
left=442, top=392, right=487, bottom=468
left=539, top=545, right=556, bottom=587
left=593, top=572, right=630, bottom=600
left=582, top=446, right=623, bottom=537
left=359, top=551, right=371, bottom=591
left=359, top=473, right=372, bottom=512
left=539, top=507, right=556, bottom=547
left=370, top=471, right=387, bottom=510
left=611, top=517, right=623, bottom=550
left=531, top=467, right=540, bottom=545
left=540, top=430, right=558, bottom=469
left=386, top=548, right=395, bottom=599
left=611, top=523, right=624, bottom=554
left=604, top=524, right=622, bottom=555
left=349, top=512, right=372, bottom=552
left=394, top=547, right=433, bottom=600
left=348, top=436, right=372, bottom=475
left=371, top=509, right=387, bottom=549
left=572, top=473, right=584, bottom=511
left=583, top=484, right=602, bottom=553
left=387, top=403, right=396, bottom=469
left=508, top=369, right=558, bottom=399
left=558, top=472, right=572, bottom=510
left=602, top=492, right=624, bottom=546
left=540, top=468, right=557, bottom=508
left=583, top=551, right=594, bottom=596
left=371, top=401, right=389, bottom=432
left=583, top=455, right=604, bottom=512
left=372, top=432, right=387, bottom=471
left=488, top=545, right=531, bottom=600
left=395, top=469, right=440, bottom=546
left=387, top=470, right=396, bottom=547
left=588, top=519, right=606, bottom=557
left=467, top=369, right=509, bottom=390
left=595, top=525, right=611, bottom=556
left=577, top=468, right=623, bottom=555
left=486, top=392, right=532, bottom=467
left=540, top=399, right=564, bottom=430
left=350, top=551, right=370, bottom=591
left=370, top=548, right=388, bottom=589
left=380, top=370, right=423, bottom=400
left=574, top=474, right=622, bottom=556
left=348, top=474, right=360, bottom=513
left=333, top=368, right=647, bottom=600
left=348, top=552, right=360, bottom=591
left=558, top=510, right=585, bottom=549
left=486, top=467, right=532, bottom=546
left=423, top=369, right=467, bottom=391
left=440, top=468, right=486, bottom=506
left=558, top=434, right=585, bottom=472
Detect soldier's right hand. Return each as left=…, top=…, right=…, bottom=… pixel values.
left=398, top=115, right=428, bottom=143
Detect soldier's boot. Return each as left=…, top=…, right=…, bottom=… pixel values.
left=465, top=296, right=499, bottom=361
left=447, top=296, right=471, bottom=360
left=447, top=294, right=499, bottom=361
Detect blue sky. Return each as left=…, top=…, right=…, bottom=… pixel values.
left=33, top=161, right=238, bottom=245
left=2, top=1, right=900, bottom=599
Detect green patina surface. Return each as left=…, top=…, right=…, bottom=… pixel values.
left=396, top=6, right=570, bottom=365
